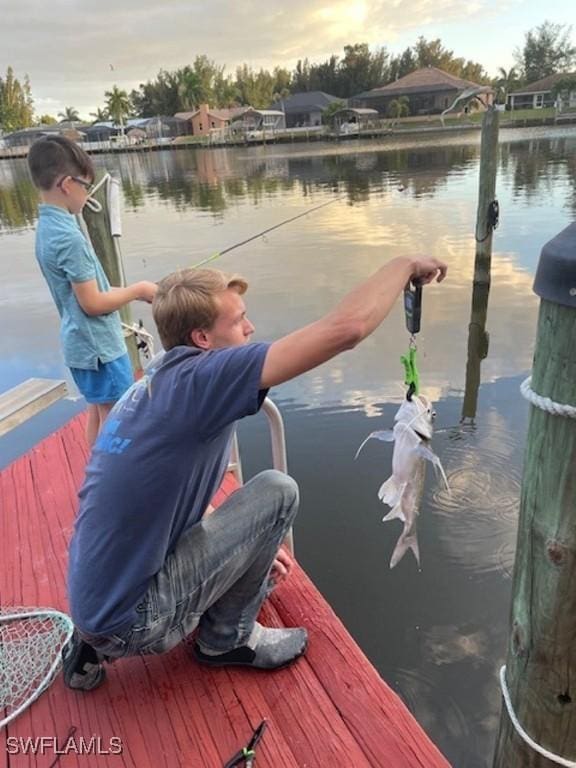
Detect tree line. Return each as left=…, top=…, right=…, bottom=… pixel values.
left=2, top=20, right=575, bottom=133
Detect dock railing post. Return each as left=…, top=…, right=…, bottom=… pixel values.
left=81, top=172, right=141, bottom=375
left=493, top=222, right=576, bottom=767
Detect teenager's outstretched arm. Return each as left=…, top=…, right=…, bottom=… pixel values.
left=260, top=255, right=446, bottom=389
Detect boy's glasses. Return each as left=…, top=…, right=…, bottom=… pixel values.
left=57, top=176, right=95, bottom=195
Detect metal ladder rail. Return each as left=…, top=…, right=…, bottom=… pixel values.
left=228, top=397, right=293, bottom=553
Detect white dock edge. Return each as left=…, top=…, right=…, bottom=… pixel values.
left=0, top=378, right=68, bottom=438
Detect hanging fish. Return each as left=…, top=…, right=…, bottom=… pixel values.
left=356, top=394, right=449, bottom=569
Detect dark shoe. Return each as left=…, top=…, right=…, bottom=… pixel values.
left=62, top=630, right=106, bottom=691
left=194, top=623, right=308, bottom=670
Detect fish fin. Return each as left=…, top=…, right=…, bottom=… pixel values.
left=414, top=444, right=450, bottom=491
left=354, top=430, right=395, bottom=460
left=378, top=477, right=407, bottom=514
left=390, top=529, right=421, bottom=569
left=382, top=502, right=405, bottom=523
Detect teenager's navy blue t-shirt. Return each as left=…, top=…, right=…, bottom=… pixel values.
left=68, top=342, right=270, bottom=636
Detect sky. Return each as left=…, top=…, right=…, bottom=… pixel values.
left=1, top=0, right=574, bottom=118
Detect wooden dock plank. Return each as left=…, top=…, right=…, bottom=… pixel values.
left=0, top=378, right=67, bottom=437
left=0, top=414, right=451, bottom=767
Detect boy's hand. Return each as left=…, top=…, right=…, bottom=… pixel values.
left=136, top=281, right=158, bottom=303
left=408, top=256, right=447, bottom=285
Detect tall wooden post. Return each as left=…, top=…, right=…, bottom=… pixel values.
left=462, top=106, right=499, bottom=420
left=81, top=172, right=140, bottom=374
left=473, top=106, right=499, bottom=287
left=493, top=222, right=576, bottom=767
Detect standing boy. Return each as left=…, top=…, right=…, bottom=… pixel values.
left=27, top=135, right=157, bottom=445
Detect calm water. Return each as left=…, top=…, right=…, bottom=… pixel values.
left=1, top=127, right=576, bottom=766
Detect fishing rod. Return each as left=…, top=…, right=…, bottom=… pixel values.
left=190, top=196, right=341, bottom=269
left=124, top=196, right=341, bottom=360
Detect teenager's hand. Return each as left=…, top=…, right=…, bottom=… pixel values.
left=135, top=281, right=158, bottom=303
left=408, top=256, right=447, bottom=285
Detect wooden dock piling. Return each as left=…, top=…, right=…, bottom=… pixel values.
left=493, top=222, right=576, bottom=767
left=462, top=106, right=499, bottom=421
left=473, top=106, right=499, bottom=287
left=81, top=172, right=141, bottom=374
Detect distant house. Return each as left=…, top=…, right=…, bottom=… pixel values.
left=270, top=92, right=341, bottom=128
left=351, top=67, right=493, bottom=117
left=507, top=73, right=576, bottom=111
left=82, top=122, right=117, bottom=142
left=175, top=105, right=248, bottom=136
left=231, top=108, right=286, bottom=134
left=82, top=117, right=187, bottom=145
left=2, top=124, right=85, bottom=148
left=126, top=116, right=188, bottom=140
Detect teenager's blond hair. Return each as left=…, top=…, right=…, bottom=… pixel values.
left=153, top=268, right=248, bottom=350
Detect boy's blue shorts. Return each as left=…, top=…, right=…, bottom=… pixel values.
left=71, top=353, right=134, bottom=404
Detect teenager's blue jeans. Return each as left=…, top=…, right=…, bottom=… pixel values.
left=81, top=470, right=299, bottom=658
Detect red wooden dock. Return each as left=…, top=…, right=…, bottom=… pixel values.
left=0, top=414, right=451, bottom=767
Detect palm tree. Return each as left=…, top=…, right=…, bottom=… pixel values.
left=176, top=67, right=202, bottom=111
left=58, top=106, right=80, bottom=124
left=90, top=107, right=109, bottom=123
left=104, top=86, right=132, bottom=136
left=387, top=96, right=410, bottom=119
left=495, top=67, right=518, bottom=105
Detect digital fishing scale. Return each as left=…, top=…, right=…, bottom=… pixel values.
left=403, top=279, right=422, bottom=336
left=401, top=280, right=422, bottom=400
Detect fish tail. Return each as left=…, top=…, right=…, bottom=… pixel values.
left=390, top=530, right=421, bottom=569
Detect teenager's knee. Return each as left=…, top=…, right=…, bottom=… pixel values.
left=253, top=469, right=299, bottom=522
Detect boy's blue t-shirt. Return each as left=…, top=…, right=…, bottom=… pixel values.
left=68, top=342, right=270, bottom=636
left=35, top=204, right=126, bottom=370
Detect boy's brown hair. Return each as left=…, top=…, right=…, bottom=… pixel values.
left=27, top=135, right=95, bottom=191
left=153, top=268, right=248, bottom=350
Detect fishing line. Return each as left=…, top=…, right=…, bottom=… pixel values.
left=190, top=196, right=341, bottom=269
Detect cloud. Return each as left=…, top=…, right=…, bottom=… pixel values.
left=1, top=0, right=502, bottom=115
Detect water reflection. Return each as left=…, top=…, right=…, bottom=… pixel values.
left=501, top=136, right=576, bottom=214
left=2, top=129, right=576, bottom=231
left=462, top=281, right=491, bottom=423
left=1, top=128, right=575, bottom=767
left=0, top=162, right=38, bottom=231
left=433, top=417, right=521, bottom=578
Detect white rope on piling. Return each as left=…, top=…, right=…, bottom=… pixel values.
left=520, top=377, right=576, bottom=419
left=499, top=666, right=576, bottom=767
left=84, top=172, right=111, bottom=213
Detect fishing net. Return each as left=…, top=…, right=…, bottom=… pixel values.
left=0, top=607, right=73, bottom=729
